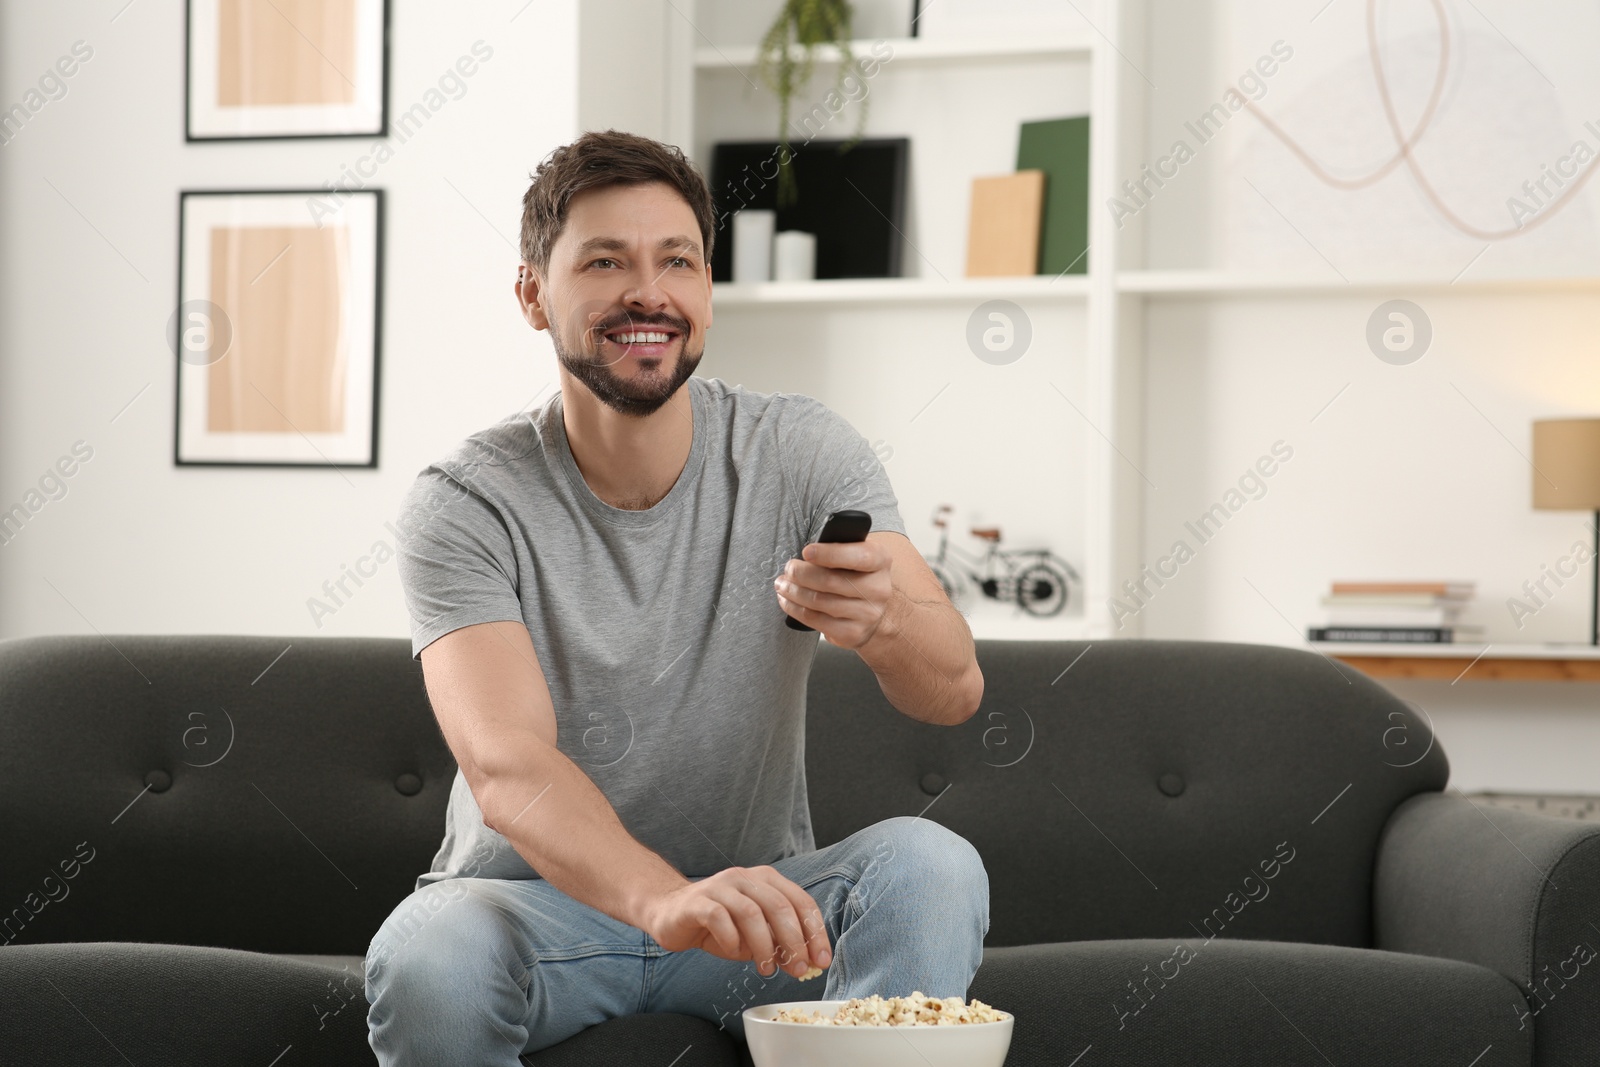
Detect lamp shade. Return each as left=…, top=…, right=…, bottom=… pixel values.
left=1532, top=418, right=1600, bottom=510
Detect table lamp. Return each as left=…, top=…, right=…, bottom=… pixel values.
left=1532, top=417, right=1600, bottom=645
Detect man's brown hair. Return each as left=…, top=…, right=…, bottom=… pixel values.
left=519, top=129, right=716, bottom=276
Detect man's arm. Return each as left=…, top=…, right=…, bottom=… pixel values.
left=775, top=531, right=983, bottom=725
left=419, top=620, right=831, bottom=978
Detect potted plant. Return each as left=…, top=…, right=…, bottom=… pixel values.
left=756, top=0, right=870, bottom=206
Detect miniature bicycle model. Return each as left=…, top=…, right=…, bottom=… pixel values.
left=922, top=505, right=1080, bottom=617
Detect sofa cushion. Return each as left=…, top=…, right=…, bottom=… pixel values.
left=969, top=938, right=1531, bottom=1067
left=806, top=640, right=1449, bottom=949
left=1, top=942, right=746, bottom=1066
left=1, top=941, right=378, bottom=1066
left=516, top=1011, right=745, bottom=1066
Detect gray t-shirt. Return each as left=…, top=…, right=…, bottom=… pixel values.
left=396, top=374, right=906, bottom=890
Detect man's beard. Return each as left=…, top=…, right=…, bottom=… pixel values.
left=551, top=306, right=702, bottom=418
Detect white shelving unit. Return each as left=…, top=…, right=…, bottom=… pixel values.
left=681, top=2, right=1132, bottom=643
left=577, top=2, right=1146, bottom=642
left=630, top=1, right=1146, bottom=643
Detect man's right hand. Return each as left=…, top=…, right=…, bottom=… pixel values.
left=642, top=865, right=834, bottom=978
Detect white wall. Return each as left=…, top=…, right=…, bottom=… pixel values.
left=1386, top=679, right=1600, bottom=794
left=1138, top=291, right=1600, bottom=647
left=0, top=0, right=577, bottom=643
left=1127, top=0, right=1600, bottom=647
left=1129, top=0, right=1600, bottom=792
left=579, top=0, right=671, bottom=140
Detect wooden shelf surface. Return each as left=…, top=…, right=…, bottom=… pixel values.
left=1313, top=643, right=1600, bottom=682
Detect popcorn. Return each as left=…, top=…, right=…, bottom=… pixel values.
left=773, top=992, right=1006, bottom=1026
left=797, top=966, right=825, bottom=981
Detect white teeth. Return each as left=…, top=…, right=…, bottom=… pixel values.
left=608, top=331, right=671, bottom=344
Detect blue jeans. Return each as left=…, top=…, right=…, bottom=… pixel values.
left=363, top=816, right=990, bottom=1064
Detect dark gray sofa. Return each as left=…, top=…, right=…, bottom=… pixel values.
left=1, top=633, right=1593, bottom=1065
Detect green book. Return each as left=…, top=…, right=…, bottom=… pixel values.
left=1017, top=116, right=1090, bottom=275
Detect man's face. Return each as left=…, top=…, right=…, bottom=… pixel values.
left=521, top=181, right=712, bottom=418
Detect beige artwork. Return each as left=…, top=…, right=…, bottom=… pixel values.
left=207, top=225, right=349, bottom=435
left=216, top=0, right=358, bottom=107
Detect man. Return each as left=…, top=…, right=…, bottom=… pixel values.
left=365, top=129, right=989, bottom=1064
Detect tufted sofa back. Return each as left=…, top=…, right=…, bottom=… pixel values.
left=0, top=634, right=1446, bottom=955
left=805, top=639, right=1448, bottom=949
left=0, top=635, right=448, bottom=954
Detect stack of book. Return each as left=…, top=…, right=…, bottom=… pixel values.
left=1307, top=581, right=1481, bottom=644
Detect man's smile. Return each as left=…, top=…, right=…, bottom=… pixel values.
left=598, top=325, right=681, bottom=359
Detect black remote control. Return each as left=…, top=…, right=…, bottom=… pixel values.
left=785, top=510, right=873, bottom=632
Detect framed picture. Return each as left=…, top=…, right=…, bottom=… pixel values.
left=911, top=0, right=1080, bottom=38
left=185, top=0, right=390, bottom=141
left=708, top=139, right=910, bottom=281
left=174, top=189, right=384, bottom=469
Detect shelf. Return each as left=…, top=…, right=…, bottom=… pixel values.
left=1118, top=271, right=1600, bottom=296
left=711, top=275, right=1089, bottom=305
left=673, top=6, right=1121, bottom=638
left=694, top=35, right=1094, bottom=71
left=1312, top=643, right=1600, bottom=659
left=1311, top=642, right=1600, bottom=683
left=708, top=267, right=1600, bottom=308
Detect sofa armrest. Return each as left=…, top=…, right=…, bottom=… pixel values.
left=1374, top=790, right=1600, bottom=1065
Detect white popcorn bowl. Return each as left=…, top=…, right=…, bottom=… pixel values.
left=743, top=999, right=1014, bottom=1067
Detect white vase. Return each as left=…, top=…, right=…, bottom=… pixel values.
left=732, top=209, right=776, bottom=283
left=773, top=231, right=817, bottom=282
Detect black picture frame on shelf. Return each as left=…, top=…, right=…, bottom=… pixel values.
left=173, top=188, right=384, bottom=469
left=708, top=138, right=910, bottom=283
left=185, top=0, right=391, bottom=142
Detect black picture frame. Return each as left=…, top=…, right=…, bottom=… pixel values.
left=184, top=0, right=392, bottom=143
left=173, top=188, right=384, bottom=470
left=708, top=137, right=911, bottom=282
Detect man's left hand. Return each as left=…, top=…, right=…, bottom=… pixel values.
left=774, top=540, right=893, bottom=649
